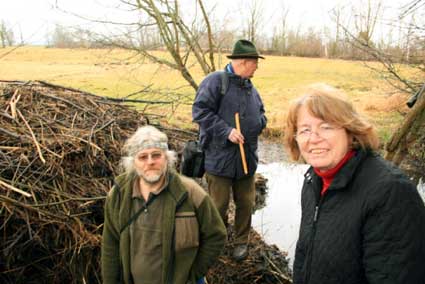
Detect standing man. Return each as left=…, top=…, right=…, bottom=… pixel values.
left=192, top=39, right=267, bottom=261
left=101, top=125, right=226, bottom=284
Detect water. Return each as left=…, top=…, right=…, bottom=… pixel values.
left=418, top=178, right=425, bottom=203
left=252, top=162, right=309, bottom=267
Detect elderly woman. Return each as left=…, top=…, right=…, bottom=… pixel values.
left=284, top=85, right=425, bottom=284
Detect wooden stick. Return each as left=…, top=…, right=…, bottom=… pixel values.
left=9, top=89, right=21, bottom=119
left=17, top=109, right=46, bottom=164
left=0, top=179, right=31, bottom=197
left=235, top=113, right=248, bottom=174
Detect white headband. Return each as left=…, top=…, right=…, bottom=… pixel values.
left=138, top=141, right=168, bottom=151
left=128, top=141, right=168, bottom=156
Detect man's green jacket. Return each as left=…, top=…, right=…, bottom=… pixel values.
left=101, top=170, right=227, bottom=284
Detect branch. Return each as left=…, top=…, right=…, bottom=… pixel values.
left=0, top=127, right=21, bottom=139
left=0, top=44, right=25, bottom=60
left=400, top=0, right=425, bottom=19
left=17, top=109, right=46, bottom=164
left=339, top=23, right=417, bottom=92
left=197, top=0, right=216, bottom=71
left=0, top=194, right=67, bottom=220
left=0, top=179, right=31, bottom=197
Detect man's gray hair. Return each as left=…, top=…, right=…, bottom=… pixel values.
left=121, top=125, right=177, bottom=174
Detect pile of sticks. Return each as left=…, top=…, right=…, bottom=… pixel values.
left=207, top=228, right=292, bottom=284
left=0, top=80, right=191, bottom=283
left=0, top=80, right=291, bottom=283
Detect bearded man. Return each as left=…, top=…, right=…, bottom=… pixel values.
left=101, top=125, right=226, bottom=284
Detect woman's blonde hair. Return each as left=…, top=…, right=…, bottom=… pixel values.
left=284, top=84, right=380, bottom=161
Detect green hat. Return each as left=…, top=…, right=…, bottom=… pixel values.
left=227, top=39, right=265, bottom=59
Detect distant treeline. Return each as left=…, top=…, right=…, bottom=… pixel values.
left=0, top=23, right=406, bottom=64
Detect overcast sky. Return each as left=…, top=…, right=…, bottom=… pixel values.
left=0, top=0, right=410, bottom=45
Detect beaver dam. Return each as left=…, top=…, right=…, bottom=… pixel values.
left=0, top=80, right=292, bottom=284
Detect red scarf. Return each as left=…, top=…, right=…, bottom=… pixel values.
left=314, top=150, right=355, bottom=196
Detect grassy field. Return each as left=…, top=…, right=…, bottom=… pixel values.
left=0, top=46, right=410, bottom=143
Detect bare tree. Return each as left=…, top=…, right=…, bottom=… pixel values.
left=328, top=5, right=342, bottom=57
left=50, top=24, right=77, bottom=48
left=353, top=0, right=382, bottom=46
left=385, top=83, right=425, bottom=180
left=0, top=20, right=15, bottom=47
left=59, top=0, right=220, bottom=92
left=51, top=0, right=231, bottom=122
left=240, top=0, right=264, bottom=44
left=337, top=0, right=425, bottom=180
left=99, top=0, right=219, bottom=91
left=383, top=0, right=425, bottom=178
left=271, top=1, right=290, bottom=56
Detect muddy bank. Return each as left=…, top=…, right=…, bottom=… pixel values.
left=258, top=138, right=288, bottom=164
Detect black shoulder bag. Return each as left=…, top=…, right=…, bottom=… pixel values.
left=180, top=71, right=229, bottom=178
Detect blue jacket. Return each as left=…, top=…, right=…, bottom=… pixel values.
left=192, top=66, right=267, bottom=179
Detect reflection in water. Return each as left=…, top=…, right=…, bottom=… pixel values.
left=418, top=179, right=425, bottom=203
left=252, top=162, right=309, bottom=268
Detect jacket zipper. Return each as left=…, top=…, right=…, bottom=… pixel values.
left=304, top=197, right=323, bottom=284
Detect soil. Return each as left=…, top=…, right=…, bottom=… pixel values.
left=258, top=138, right=289, bottom=164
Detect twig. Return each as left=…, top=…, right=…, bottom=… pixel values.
left=37, top=92, right=92, bottom=115
left=2, top=198, right=68, bottom=221
left=0, top=179, right=31, bottom=197
left=263, top=254, right=293, bottom=283
left=9, top=89, right=21, bottom=119
left=0, top=146, right=20, bottom=151
left=100, top=96, right=173, bottom=104
left=124, top=84, right=154, bottom=99
left=60, top=134, right=102, bottom=151
left=0, top=127, right=21, bottom=139
left=94, top=119, right=115, bottom=133
left=17, top=109, right=46, bottom=164
left=36, top=80, right=100, bottom=98
left=37, top=80, right=172, bottom=104
left=0, top=44, right=25, bottom=60
left=31, top=196, right=106, bottom=207
left=0, top=111, right=15, bottom=120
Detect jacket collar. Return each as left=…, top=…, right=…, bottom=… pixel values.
left=225, top=63, right=235, bottom=74
left=116, top=169, right=188, bottom=206
left=224, top=63, right=253, bottom=88
left=305, top=149, right=370, bottom=192
left=165, top=169, right=188, bottom=206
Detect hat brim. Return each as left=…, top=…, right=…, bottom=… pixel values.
left=227, top=54, right=265, bottom=59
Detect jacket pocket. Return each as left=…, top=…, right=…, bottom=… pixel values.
left=175, top=212, right=199, bottom=251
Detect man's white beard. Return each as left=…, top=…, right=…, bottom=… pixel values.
left=140, top=172, right=162, bottom=184
left=137, top=165, right=167, bottom=184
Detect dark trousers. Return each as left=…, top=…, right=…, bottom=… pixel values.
left=205, top=172, right=255, bottom=245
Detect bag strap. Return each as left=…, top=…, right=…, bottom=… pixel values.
left=120, top=193, right=158, bottom=234
left=196, top=71, right=229, bottom=137
left=219, top=71, right=229, bottom=97
left=110, top=179, right=124, bottom=283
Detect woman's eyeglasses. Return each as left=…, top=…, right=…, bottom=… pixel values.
left=295, top=123, right=342, bottom=143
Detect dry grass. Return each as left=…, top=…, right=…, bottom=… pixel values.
left=0, top=46, right=411, bottom=143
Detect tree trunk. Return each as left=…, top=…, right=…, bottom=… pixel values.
left=385, top=89, right=425, bottom=174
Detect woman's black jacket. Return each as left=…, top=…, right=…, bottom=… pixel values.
left=293, top=150, right=425, bottom=284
